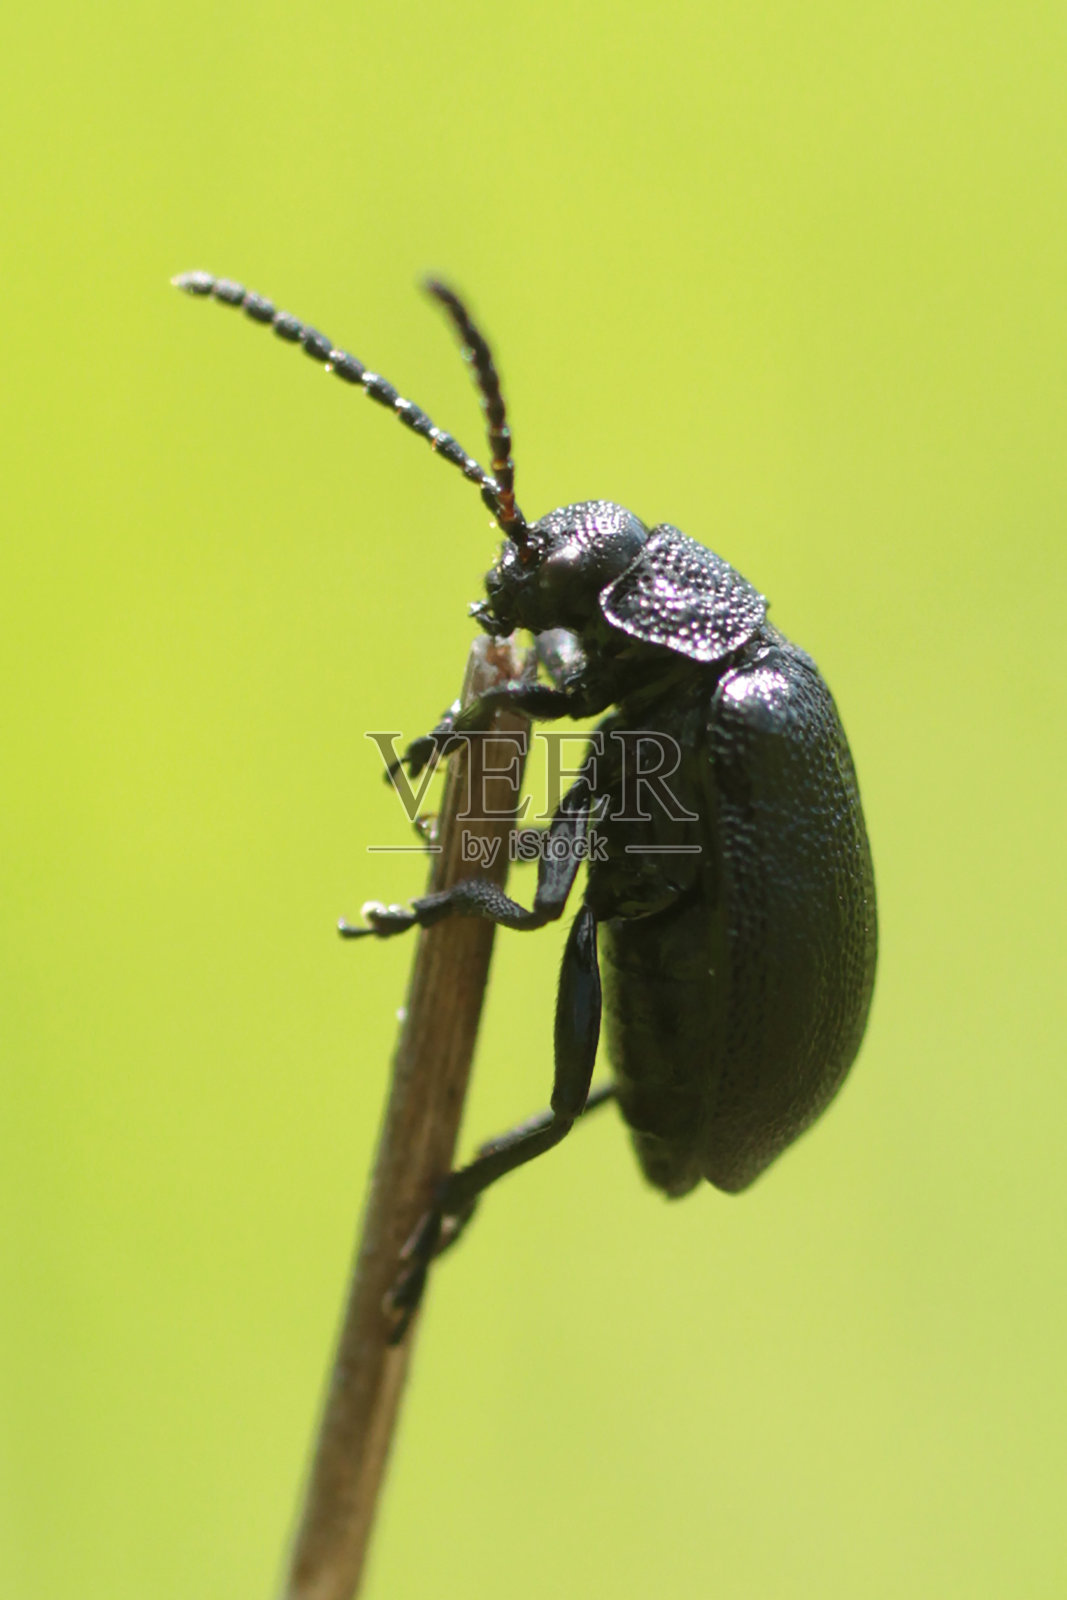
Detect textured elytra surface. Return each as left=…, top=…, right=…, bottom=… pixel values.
left=698, top=630, right=877, bottom=1190
left=596, top=626, right=877, bottom=1196
left=600, top=523, right=767, bottom=662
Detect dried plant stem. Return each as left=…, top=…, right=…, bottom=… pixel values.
left=281, top=635, right=533, bottom=1600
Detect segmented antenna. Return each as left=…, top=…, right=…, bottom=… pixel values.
left=171, top=271, right=504, bottom=516
left=423, top=279, right=526, bottom=541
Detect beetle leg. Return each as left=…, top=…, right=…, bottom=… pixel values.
left=385, top=905, right=605, bottom=1341
left=341, top=777, right=592, bottom=938
left=390, top=681, right=578, bottom=781
left=411, top=811, right=438, bottom=846
left=425, top=1081, right=617, bottom=1260
left=533, top=628, right=588, bottom=691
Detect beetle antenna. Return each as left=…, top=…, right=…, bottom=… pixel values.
left=422, top=279, right=528, bottom=543
left=171, top=272, right=506, bottom=514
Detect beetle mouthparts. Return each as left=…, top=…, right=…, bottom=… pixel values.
left=469, top=599, right=509, bottom=636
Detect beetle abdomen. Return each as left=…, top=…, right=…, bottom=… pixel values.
left=600, top=898, right=721, bottom=1198
left=701, top=631, right=877, bottom=1192
left=589, top=682, right=730, bottom=1198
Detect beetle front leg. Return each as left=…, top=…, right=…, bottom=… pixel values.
left=386, top=904, right=604, bottom=1341
left=391, top=680, right=579, bottom=781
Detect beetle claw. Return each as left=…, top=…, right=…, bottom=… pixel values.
left=413, top=812, right=439, bottom=844
left=339, top=901, right=418, bottom=939
left=383, top=1205, right=441, bottom=1342
left=382, top=1189, right=477, bottom=1342
left=383, top=1262, right=428, bottom=1344
left=398, top=1204, right=443, bottom=1263
left=404, top=737, right=443, bottom=779
left=385, top=700, right=466, bottom=784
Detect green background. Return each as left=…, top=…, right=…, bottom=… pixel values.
left=3, top=3, right=1065, bottom=1595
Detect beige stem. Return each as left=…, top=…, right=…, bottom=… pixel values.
left=281, top=634, right=532, bottom=1600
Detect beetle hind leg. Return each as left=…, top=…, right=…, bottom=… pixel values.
left=427, top=1081, right=617, bottom=1259
left=385, top=905, right=606, bottom=1341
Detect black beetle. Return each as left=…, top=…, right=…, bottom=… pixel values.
left=175, top=271, right=877, bottom=1331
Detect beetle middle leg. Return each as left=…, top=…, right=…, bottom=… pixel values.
left=386, top=902, right=607, bottom=1341
left=341, top=774, right=593, bottom=939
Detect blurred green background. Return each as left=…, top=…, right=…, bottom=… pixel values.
left=3, top=2, right=1065, bottom=1595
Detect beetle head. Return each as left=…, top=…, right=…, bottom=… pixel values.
left=474, top=500, right=648, bottom=637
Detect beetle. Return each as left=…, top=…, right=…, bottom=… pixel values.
left=175, top=271, right=877, bottom=1333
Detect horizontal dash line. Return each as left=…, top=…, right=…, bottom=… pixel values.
left=623, top=844, right=702, bottom=855
left=365, top=845, right=442, bottom=854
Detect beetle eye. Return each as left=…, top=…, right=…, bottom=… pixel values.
left=517, top=534, right=544, bottom=567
